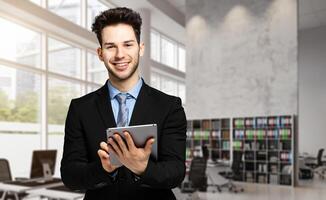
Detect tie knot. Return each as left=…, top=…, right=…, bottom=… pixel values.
left=116, top=93, right=127, bottom=104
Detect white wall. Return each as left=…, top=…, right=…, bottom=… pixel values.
left=299, top=26, right=326, bottom=155
left=185, top=0, right=298, bottom=119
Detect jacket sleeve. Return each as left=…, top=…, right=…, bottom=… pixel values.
left=139, top=97, right=187, bottom=189
left=60, top=99, right=115, bottom=190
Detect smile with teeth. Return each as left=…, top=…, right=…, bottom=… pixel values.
left=113, top=62, right=129, bottom=70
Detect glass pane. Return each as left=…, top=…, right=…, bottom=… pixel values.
left=48, top=133, right=64, bottom=177
left=29, top=0, right=42, bottom=6
left=0, top=65, right=41, bottom=177
left=87, top=0, right=109, bottom=30
left=178, top=83, right=186, bottom=104
left=48, top=78, right=81, bottom=135
left=48, top=0, right=81, bottom=25
left=87, top=52, right=108, bottom=84
left=161, top=37, right=177, bottom=69
left=150, top=31, right=160, bottom=62
left=150, top=72, right=160, bottom=90
left=87, top=85, right=101, bottom=93
left=161, top=76, right=177, bottom=96
left=48, top=78, right=81, bottom=177
left=48, top=37, right=81, bottom=78
left=178, top=46, right=186, bottom=72
left=0, top=17, right=41, bottom=68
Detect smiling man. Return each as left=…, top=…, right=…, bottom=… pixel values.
left=60, top=7, right=187, bottom=200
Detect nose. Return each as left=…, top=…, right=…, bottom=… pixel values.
left=115, top=46, right=125, bottom=59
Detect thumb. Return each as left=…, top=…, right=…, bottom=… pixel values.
left=144, top=138, right=155, bottom=154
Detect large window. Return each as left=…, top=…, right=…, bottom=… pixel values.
left=161, top=36, right=177, bottom=69
left=0, top=17, right=41, bottom=68
left=28, top=0, right=42, bottom=6
left=150, top=30, right=186, bottom=72
left=178, top=46, right=186, bottom=72
left=48, top=79, right=82, bottom=177
left=150, top=31, right=160, bottom=62
left=87, top=0, right=110, bottom=30
left=48, top=78, right=81, bottom=135
left=0, top=15, right=104, bottom=177
left=151, top=72, right=186, bottom=104
left=87, top=52, right=108, bottom=84
left=0, top=1, right=187, bottom=178
left=48, top=0, right=81, bottom=25
left=150, top=30, right=186, bottom=105
left=0, top=65, right=41, bottom=177
left=48, top=37, right=82, bottom=78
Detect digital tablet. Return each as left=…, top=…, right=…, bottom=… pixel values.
left=106, top=124, right=157, bottom=167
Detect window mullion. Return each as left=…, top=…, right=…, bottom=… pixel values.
left=41, top=32, right=48, bottom=149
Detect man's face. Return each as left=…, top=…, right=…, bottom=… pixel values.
left=97, top=23, right=144, bottom=82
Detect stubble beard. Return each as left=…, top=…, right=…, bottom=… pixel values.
left=106, top=55, right=139, bottom=82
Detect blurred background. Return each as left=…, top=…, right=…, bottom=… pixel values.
left=0, top=0, right=325, bottom=199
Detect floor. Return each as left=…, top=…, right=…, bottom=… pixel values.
left=174, top=167, right=326, bottom=200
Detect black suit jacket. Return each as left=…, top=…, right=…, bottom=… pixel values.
left=61, top=80, right=187, bottom=200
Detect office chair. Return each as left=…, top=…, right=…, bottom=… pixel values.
left=200, top=145, right=224, bottom=192
left=0, top=159, right=12, bottom=200
left=316, top=149, right=326, bottom=167
left=314, top=148, right=326, bottom=179
left=180, top=156, right=208, bottom=199
left=298, top=158, right=314, bottom=180
left=217, top=151, right=244, bottom=193
left=0, top=159, right=28, bottom=200
left=0, top=159, right=12, bottom=183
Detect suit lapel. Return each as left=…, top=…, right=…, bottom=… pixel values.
left=95, top=82, right=117, bottom=128
left=129, top=82, right=152, bottom=126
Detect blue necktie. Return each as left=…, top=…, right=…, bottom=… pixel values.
left=116, top=93, right=128, bottom=127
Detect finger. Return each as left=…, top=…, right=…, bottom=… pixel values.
left=98, top=149, right=117, bottom=172
left=100, top=142, right=109, bottom=152
left=124, top=131, right=136, bottom=150
left=108, top=137, right=122, bottom=157
left=97, top=149, right=109, bottom=160
left=113, top=133, right=128, bottom=153
left=144, top=138, right=155, bottom=155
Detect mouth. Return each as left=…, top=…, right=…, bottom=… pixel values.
left=112, top=62, right=130, bottom=71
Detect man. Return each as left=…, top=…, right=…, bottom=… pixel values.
left=61, top=7, right=187, bottom=200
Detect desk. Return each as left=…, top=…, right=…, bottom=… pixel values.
left=0, top=183, right=29, bottom=193
left=0, top=179, right=63, bottom=200
left=27, top=188, right=84, bottom=200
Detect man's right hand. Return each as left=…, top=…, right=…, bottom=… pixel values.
left=98, top=142, right=118, bottom=173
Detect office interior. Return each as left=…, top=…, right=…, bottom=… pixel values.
left=0, top=0, right=325, bottom=199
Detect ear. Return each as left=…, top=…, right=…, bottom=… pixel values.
left=139, top=42, right=145, bottom=57
left=97, top=47, right=104, bottom=61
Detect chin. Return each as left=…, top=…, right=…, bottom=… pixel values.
left=112, top=72, right=133, bottom=81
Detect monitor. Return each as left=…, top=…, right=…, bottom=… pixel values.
left=30, top=150, right=57, bottom=179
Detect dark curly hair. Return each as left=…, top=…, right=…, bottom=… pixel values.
left=91, top=7, right=142, bottom=46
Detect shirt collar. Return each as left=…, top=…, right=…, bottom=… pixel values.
left=107, top=78, right=143, bottom=100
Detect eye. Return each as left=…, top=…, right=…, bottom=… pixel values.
left=106, top=46, right=114, bottom=49
left=125, top=43, right=133, bottom=47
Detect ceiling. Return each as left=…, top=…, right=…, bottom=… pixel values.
left=166, top=0, right=186, bottom=14
left=107, top=0, right=326, bottom=44
left=299, top=0, right=326, bottom=30
left=166, top=0, right=326, bottom=31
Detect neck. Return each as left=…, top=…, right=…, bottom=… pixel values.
left=109, top=73, right=140, bottom=92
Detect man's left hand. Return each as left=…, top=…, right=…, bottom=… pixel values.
left=107, top=131, right=155, bottom=175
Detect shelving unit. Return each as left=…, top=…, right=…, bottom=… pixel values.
left=232, top=115, right=294, bottom=186
left=186, top=118, right=231, bottom=168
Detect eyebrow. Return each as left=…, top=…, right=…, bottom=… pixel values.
left=103, top=40, right=136, bottom=46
